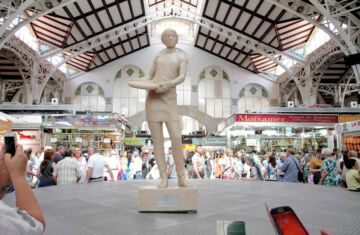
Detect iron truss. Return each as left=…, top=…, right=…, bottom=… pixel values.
left=4, top=80, right=23, bottom=92
left=1, top=35, right=65, bottom=104
left=318, top=69, right=357, bottom=106
left=264, top=0, right=360, bottom=85
left=0, top=0, right=78, bottom=49
left=279, top=39, right=347, bottom=105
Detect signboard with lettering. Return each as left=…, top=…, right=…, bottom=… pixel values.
left=340, top=120, right=360, bottom=133
left=202, top=137, right=227, bottom=145
left=124, top=137, right=146, bottom=146
left=192, top=138, right=200, bottom=145
left=235, top=114, right=338, bottom=123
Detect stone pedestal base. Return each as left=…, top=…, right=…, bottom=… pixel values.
left=138, top=186, right=197, bottom=213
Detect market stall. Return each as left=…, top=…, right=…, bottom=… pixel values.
left=336, top=119, right=360, bottom=151
left=11, top=115, right=42, bottom=153
left=218, top=114, right=339, bottom=153
left=42, top=114, right=130, bottom=155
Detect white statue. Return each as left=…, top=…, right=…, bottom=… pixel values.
left=128, top=29, right=192, bottom=188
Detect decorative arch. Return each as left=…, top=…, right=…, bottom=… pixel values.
left=112, top=65, right=146, bottom=117
left=127, top=105, right=224, bottom=134
left=238, top=84, right=270, bottom=112
left=73, top=82, right=105, bottom=111
left=198, top=65, right=231, bottom=118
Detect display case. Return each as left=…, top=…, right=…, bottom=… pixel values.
left=50, top=129, right=123, bottom=153
left=42, top=114, right=131, bottom=154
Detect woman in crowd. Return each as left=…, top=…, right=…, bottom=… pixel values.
left=215, top=152, right=224, bottom=179
left=263, top=155, right=279, bottom=181
left=233, top=153, right=244, bottom=180
left=119, top=151, right=128, bottom=180
left=25, top=149, right=37, bottom=188
left=319, top=148, right=338, bottom=187
left=38, top=149, right=56, bottom=187
left=74, top=147, right=87, bottom=183
left=205, top=151, right=213, bottom=179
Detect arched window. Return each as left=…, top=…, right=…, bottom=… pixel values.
left=198, top=66, right=231, bottom=118
left=112, top=65, right=146, bottom=117
left=73, top=82, right=105, bottom=111
left=176, top=73, right=192, bottom=106
left=238, top=84, right=269, bottom=112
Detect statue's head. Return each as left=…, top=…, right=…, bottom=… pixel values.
left=161, top=29, right=178, bottom=48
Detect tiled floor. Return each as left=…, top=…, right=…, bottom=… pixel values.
left=3, top=180, right=359, bottom=235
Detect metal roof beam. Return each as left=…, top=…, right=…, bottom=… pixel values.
left=263, top=0, right=360, bottom=85
left=0, top=0, right=78, bottom=49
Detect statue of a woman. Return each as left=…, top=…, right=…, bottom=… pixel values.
left=128, top=29, right=192, bottom=188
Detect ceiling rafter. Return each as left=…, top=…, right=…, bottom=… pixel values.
left=62, top=5, right=105, bottom=64
left=101, top=0, right=119, bottom=58
left=220, top=0, right=274, bottom=24
left=72, top=0, right=129, bottom=21
left=87, top=0, right=111, bottom=61
left=198, top=31, right=250, bottom=56
left=238, top=7, right=286, bottom=69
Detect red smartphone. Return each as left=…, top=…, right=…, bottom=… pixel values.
left=266, top=205, right=309, bottom=235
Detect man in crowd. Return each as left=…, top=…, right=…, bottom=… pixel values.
left=53, top=148, right=81, bottom=185
left=133, top=153, right=143, bottom=180
left=310, top=149, right=323, bottom=184
left=333, top=148, right=343, bottom=161
left=83, top=146, right=114, bottom=184
left=244, top=156, right=263, bottom=181
left=167, top=147, right=177, bottom=179
left=277, top=153, right=286, bottom=182
left=192, top=145, right=206, bottom=179
left=53, top=144, right=65, bottom=164
left=279, top=149, right=301, bottom=182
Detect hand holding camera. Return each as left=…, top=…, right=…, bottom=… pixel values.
left=4, top=144, right=28, bottom=179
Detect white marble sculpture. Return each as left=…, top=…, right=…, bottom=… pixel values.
left=128, top=29, right=192, bottom=188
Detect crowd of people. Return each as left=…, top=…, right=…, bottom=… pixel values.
left=184, top=146, right=360, bottom=191
left=1, top=143, right=359, bottom=235
left=19, top=143, right=360, bottom=192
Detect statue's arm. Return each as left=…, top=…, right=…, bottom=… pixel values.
left=170, top=60, right=187, bottom=87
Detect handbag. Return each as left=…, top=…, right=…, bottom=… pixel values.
left=291, top=158, right=305, bottom=183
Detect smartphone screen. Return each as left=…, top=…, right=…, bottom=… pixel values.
left=5, top=136, right=16, bottom=156
left=272, top=209, right=308, bottom=235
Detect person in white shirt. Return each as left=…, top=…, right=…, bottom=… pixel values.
left=133, top=153, right=143, bottom=180
left=73, top=147, right=87, bottom=183
left=82, top=146, right=114, bottom=184
left=0, top=144, right=45, bottom=235
left=105, top=150, right=120, bottom=181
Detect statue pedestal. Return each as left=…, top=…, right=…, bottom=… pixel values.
left=138, top=186, right=197, bottom=213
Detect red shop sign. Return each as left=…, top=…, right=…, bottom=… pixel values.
left=235, top=114, right=338, bottom=123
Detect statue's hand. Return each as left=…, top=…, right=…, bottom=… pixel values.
left=155, top=81, right=173, bottom=94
